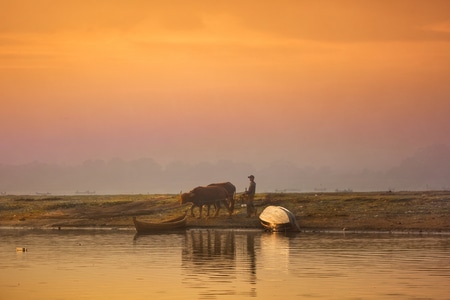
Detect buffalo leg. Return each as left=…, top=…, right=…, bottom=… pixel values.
left=205, top=204, right=211, bottom=217
left=228, top=197, right=235, bottom=217
left=212, top=200, right=221, bottom=217
left=198, top=205, right=203, bottom=219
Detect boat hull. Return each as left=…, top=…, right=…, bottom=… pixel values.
left=133, top=214, right=187, bottom=234
left=259, top=206, right=300, bottom=232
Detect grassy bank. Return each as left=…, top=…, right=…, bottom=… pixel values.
left=0, top=191, right=449, bottom=233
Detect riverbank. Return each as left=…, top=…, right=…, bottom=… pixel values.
left=1, top=191, right=449, bottom=233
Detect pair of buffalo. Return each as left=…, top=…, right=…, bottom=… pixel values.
left=180, top=182, right=236, bottom=219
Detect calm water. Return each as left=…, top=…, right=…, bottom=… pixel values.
left=1, top=229, right=449, bottom=300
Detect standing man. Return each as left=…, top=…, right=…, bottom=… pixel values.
left=245, top=175, right=256, bottom=217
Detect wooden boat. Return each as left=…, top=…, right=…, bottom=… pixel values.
left=259, top=206, right=301, bottom=232
left=133, top=212, right=188, bottom=234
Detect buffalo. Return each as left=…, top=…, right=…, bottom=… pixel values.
left=180, top=185, right=231, bottom=219
left=207, top=182, right=236, bottom=215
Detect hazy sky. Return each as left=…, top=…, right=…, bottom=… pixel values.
left=1, top=0, right=450, bottom=171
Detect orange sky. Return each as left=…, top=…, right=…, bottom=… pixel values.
left=1, top=0, right=450, bottom=170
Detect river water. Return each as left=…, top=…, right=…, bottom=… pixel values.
left=1, top=229, right=449, bottom=300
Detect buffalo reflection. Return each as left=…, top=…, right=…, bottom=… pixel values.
left=182, top=229, right=258, bottom=298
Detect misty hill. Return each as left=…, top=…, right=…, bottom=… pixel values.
left=1, top=144, right=449, bottom=194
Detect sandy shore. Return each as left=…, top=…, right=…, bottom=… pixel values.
left=1, top=191, right=449, bottom=233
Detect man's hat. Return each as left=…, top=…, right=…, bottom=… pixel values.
left=248, top=175, right=255, bottom=179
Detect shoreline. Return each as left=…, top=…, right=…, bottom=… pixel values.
left=1, top=226, right=449, bottom=236
left=1, top=191, right=449, bottom=233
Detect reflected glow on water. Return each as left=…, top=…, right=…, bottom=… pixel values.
left=0, top=229, right=449, bottom=299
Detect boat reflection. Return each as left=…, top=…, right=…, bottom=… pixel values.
left=181, top=229, right=259, bottom=298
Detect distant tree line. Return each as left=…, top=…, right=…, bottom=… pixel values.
left=1, top=145, right=449, bottom=194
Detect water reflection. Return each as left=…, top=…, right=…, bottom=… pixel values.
left=1, top=229, right=449, bottom=300
left=181, top=229, right=259, bottom=298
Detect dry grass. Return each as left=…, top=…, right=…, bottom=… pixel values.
left=1, top=191, right=449, bottom=232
